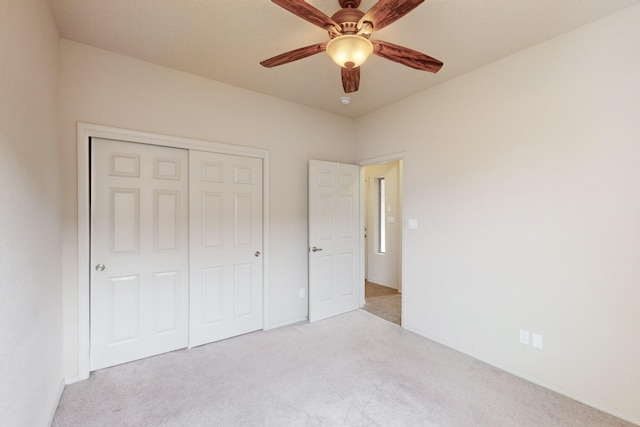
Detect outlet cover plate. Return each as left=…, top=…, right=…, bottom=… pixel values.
left=532, top=333, right=543, bottom=350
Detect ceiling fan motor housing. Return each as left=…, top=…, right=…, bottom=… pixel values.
left=330, top=7, right=367, bottom=37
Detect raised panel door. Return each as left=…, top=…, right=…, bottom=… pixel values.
left=189, top=150, right=263, bottom=347
left=308, top=160, right=361, bottom=321
left=90, top=138, right=189, bottom=370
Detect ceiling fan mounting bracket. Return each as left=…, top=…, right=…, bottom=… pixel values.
left=338, top=0, right=361, bottom=8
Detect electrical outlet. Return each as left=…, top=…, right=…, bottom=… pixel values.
left=519, top=329, right=530, bottom=345
left=299, top=288, right=306, bottom=298
left=532, top=333, right=543, bottom=350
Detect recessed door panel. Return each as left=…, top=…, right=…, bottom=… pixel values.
left=234, top=165, right=253, bottom=184
left=109, top=275, right=139, bottom=343
left=341, top=195, right=355, bottom=239
left=202, top=193, right=223, bottom=248
left=234, top=263, right=253, bottom=317
left=318, top=255, right=333, bottom=302
left=153, top=271, right=180, bottom=334
left=111, top=153, right=139, bottom=177
left=235, top=194, right=253, bottom=246
left=110, top=189, right=140, bottom=254
left=154, top=157, right=181, bottom=180
left=154, top=191, right=180, bottom=251
left=202, top=267, right=224, bottom=324
left=202, top=162, right=224, bottom=182
left=318, top=195, right=333, bottom=241
left=338, top=253, right=354, bottom=297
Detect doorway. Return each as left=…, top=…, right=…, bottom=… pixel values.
left=362, top=159, right=403, bottom=325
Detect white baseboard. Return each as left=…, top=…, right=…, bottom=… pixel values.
left=64, top=374, right=81, bottom=385
left=47, top=379, right=66, bottom=425
left=403, top=323, right=640, bottom=426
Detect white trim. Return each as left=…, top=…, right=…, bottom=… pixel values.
left=358, top=152, right=406, bottom=167
left=358, top=153, right=405, bottom=323
left=75, top=122, right=270, bottom=382
left=64, top=375, right=80, bottom=385
left=358, top=167, right=366, bottom=308
left=47, top=379, right=66, bottom=426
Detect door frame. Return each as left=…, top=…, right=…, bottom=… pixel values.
left=358, top=152, right=405, bottom=311
left=76, top=122, right=270, bottom=381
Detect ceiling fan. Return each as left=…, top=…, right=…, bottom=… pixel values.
left=260, top=0, right=443, bottom=93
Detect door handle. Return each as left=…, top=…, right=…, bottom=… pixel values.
left=95, top=264, right=106, bottom=272
left=311, top=246, right=323, bottom=252
left=255, top=251, right=261, bottom=257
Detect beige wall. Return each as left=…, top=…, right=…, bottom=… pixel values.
left=356, top=5, right=640, bottom=424
left=3, top=2, right=638, bottom=424
left=0, top=0, right=63, bottom=425
left=59, top=40, right=357, bottom=379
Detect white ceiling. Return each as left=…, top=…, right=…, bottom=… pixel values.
left=50, top=0, right=640, bottom=118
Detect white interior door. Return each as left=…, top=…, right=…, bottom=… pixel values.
left=189, top=150, right=263, bottom=347
left=308, top=160, right=361, bottom=322
left=90, top=138, right=189, bottom=370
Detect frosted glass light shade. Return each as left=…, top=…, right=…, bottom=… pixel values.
left=326, top=35, right=373, bottom=69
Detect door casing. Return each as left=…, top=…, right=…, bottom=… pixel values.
left=75, top=123, right=270, bottom=382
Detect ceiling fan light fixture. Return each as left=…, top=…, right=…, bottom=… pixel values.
left=326, top=35, right=373, bottom=69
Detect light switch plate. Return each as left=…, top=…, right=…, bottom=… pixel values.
left=532, top=333, right=543, bottom=350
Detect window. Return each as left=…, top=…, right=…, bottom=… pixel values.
left=378, top=177, right=386, bottom=253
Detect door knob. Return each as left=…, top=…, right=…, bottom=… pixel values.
left=95, top=264, right=106, bottom=272
left=311, top=246, right=323, bottom=252
left=255, top=251, right=261, bottom=257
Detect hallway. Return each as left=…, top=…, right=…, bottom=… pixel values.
left=362, top=281, right=401, bottom=325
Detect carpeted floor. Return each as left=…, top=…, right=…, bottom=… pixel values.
left=362, top=280, right=401, bottom=325
left=53, top=310, right=635, bottom=427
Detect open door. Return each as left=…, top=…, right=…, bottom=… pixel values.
left=308, top=160, right=361, bottom=322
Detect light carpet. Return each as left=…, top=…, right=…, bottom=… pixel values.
left=53, top=310, right=634, bottom=426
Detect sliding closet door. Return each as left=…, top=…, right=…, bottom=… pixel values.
left=90, top=138, right=189, bottom=370
left=189, top=150, right=264, bottom=347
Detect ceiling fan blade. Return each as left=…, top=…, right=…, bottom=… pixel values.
left=272, top=0, right=340, bottom=31
left=372, top=40, right=443, bottom=72
left=341, top=67, right=360, bottom=93
left=260, top=43, right=327, bottom=68
left=359, top=0, right=424, bottom=32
